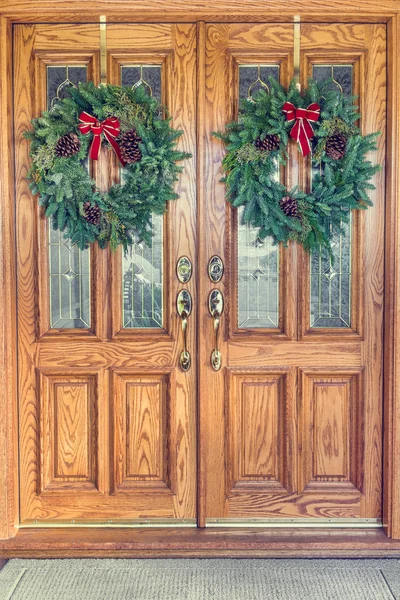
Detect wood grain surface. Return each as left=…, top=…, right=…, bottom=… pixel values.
left=0, top=15, right=18, bottom=540
left=1, top=9, right=399, bottom=551
left=0, top=0, right=397, bottom=23
left=201, top=22, right=386, bottom=522
left=14, top=24, right=197, bottom=524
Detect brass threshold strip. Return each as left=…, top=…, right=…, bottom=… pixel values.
left=20, top=518, right=382, bottom=529
left=206, top=518, right=382, bottom=529
left=20, top=519, right=197, bottom=529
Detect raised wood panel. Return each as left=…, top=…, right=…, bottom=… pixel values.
left=54, top=384, right=90, bottom=479
left=112, top=371, right=171, bottom=492
left=314, top=382, right=348, bottom=479
left=126, top=382, right=164, bottom=478
left=227, top=369, right=295, bottom=495
left=241, top=382, right=277, bottom=478
left=40, top=371, right=98, bottom=492
left=299, top=369, right=363, bottom=494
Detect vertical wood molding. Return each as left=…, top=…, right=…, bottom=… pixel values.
left=196, top=20, right=206, bottom=528
left=383, top=14, right=400, bottom=539
left=0, top=15, right=18, bottom=539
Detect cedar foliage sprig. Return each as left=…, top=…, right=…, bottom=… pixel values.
left=214, top=77, right=380, bottom=254
left=25, top=82, right=191, bottom=250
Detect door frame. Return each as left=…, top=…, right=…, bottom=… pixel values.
left=1, top=1, right=400, bottom=547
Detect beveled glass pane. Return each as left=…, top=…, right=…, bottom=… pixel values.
left=47, top=66, right=87, bottom=110
left=310, top=219, right=352, bottom=328
left=47, top=65, right=91, bottom=329
left=121, top=65, right=162, bottom=102
left=312, top=64, right=353, bottom=96
left=238, top=65, right=280, bottom=100
left=49, top=229, right=91, bottom=328
left=123, top=214, right=163, bottom=329
left=237, top=65, right=280, bottom=329
left=238, top=208, right=279, bottom=328
left=310, top=64, right=353, bottom=329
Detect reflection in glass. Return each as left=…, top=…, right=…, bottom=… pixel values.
left=310, top=64, right=354, bottom=329
left=123, top=214, right=163, bottom=329
left=238, top=208, right=279, bottom=328
left=237, top=65, right=280, bottom=329
left=47, top=65, right=91, bottom=329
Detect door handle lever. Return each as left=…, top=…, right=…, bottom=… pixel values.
left=208, top=290, right=224, bottom=371
left=177, top=290, right=192, bottom=372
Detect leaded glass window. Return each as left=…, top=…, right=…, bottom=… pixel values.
left=237, top=65, right=280, bottom=329
left=120, top=65, right=164, bottom=329
left=310, top=64, right=353, bottom=329
left=47, top=66, right=91, bottom=329
left=123, top=214, right=163, bottom=328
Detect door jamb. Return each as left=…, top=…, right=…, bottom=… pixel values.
left=1, top=3, right=399, bottom=543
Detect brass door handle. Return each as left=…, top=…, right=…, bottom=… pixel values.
left=211, top=310, right=222, bottom=371
left=208, top=290, right=224, bottom=371
left=177, top=290, right=192, bottom=372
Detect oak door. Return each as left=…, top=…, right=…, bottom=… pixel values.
left=200, top=23, right=386, bottom=522
left=15, top=24, right=197, bottom=524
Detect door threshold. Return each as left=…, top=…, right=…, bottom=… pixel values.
left=206, top=518, right=382, bottom=529
left=1, top=527, right=400, bottom=558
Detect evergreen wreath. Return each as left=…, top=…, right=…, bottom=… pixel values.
left=215, top=77, right=380, bottom=254
left=25, top=82, right=191, bottom=250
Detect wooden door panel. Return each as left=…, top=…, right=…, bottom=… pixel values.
left=112, top=371, right=171, bottom=492
left=39, top=371, right=99, bottom=492
left=227, top=369, right=296, bottom=495
left=299, top=369, right=363, bottom=494
left=15, top=23, right=197, bottom=524
left=201, top=22, right=385, bottom=522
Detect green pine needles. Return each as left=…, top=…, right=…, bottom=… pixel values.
left=25, top=82, right=191, bottom=250
left=214, top=77, right=380, bottom=254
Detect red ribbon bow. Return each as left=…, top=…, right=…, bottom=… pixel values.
left=282, top=102, right=320, bottom=156
left=78, top=112, right=126, bottom=166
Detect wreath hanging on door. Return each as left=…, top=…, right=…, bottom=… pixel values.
left=25, top=82, right=191, bottom=250
left=214, top=77, right=380, bottom=255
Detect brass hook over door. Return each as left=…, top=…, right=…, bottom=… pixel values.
left=177, top=290, right=192, bottom=371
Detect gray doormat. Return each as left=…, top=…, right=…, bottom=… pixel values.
left=1, top=558, right=400, bottom=600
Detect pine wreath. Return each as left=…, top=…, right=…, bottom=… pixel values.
left=25, top=82, right=191, bottom=250
left=215, top=77, right=380, bottom=254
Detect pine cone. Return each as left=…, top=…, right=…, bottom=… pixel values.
left=55, top=132, right=81, bottom=158
left=279, top=195, right=300, bottom=218
left=254, top=134, right=280, bottom=152
left=83, top=201, right=101, bottom=226
left=325, top=131, right=347, bottom=160
left=119, top=128, right=142, bottom=164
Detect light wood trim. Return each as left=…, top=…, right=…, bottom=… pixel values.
left=384, top=12, right=400, bottom=540
left=0, top=15, right=18, bottom=540
left=0, top=1, right=397, bottom=23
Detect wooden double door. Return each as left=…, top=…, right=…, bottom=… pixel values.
left=15, top=22, right=385, bottom=526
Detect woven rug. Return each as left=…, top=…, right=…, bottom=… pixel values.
left=1, top=558, right=400, bottom=600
